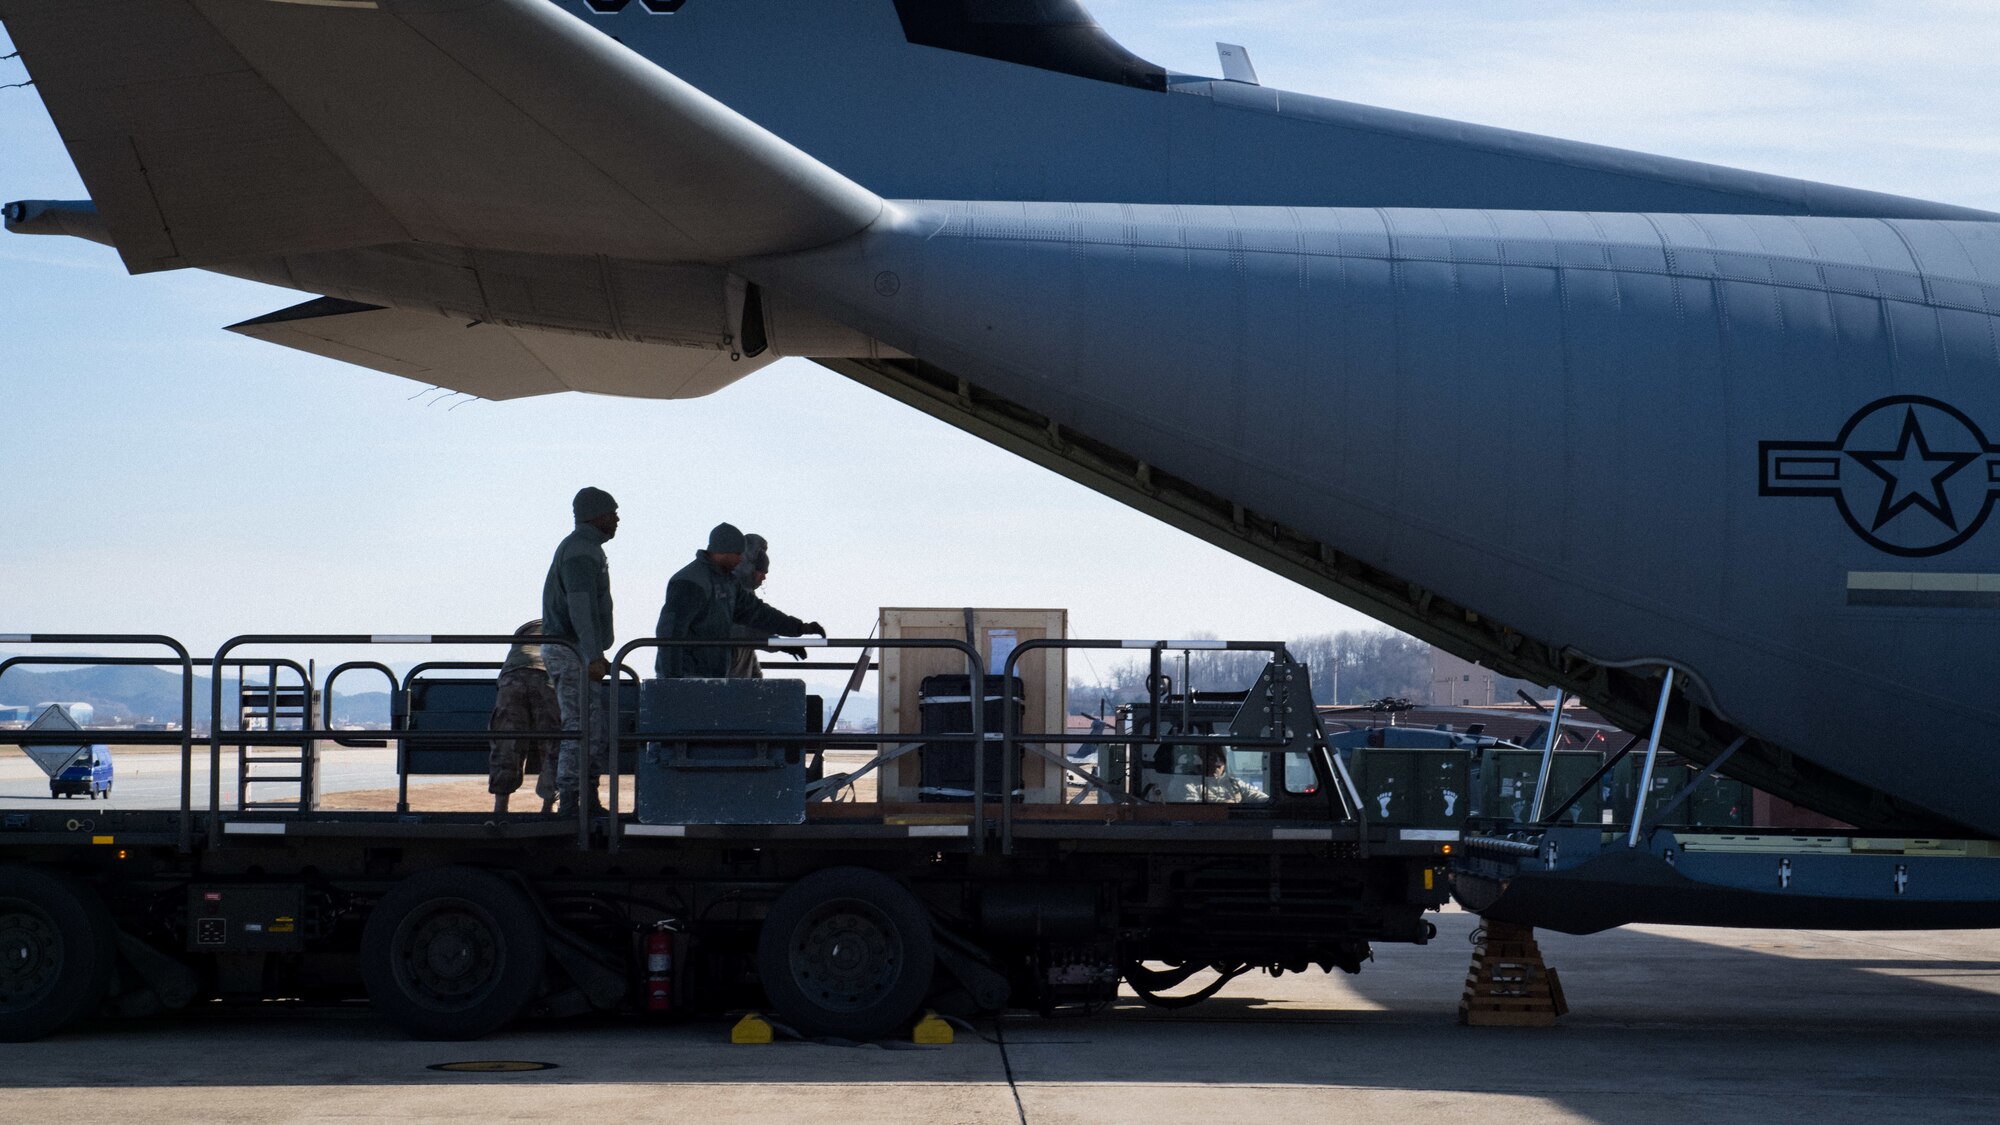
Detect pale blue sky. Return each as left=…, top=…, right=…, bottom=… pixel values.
left=2, top=1, right=1996, bottom=676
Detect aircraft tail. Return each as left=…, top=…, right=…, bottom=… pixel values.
left=571, top=0, right=1991, bottom=220
left=0, top=0, right=882, bottom=273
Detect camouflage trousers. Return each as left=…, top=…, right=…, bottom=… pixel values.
left=544, top=641, right=610, bottom=793
left=487, top=666, right=560, bottom=800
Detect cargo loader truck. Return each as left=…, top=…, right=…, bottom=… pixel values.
left=0, top=630, right=1455, bottom=1042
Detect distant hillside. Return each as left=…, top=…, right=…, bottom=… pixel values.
left=0, top=663, right=390, bottom=728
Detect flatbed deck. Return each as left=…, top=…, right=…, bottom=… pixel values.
left=0, top=805, right=1457, bottom=852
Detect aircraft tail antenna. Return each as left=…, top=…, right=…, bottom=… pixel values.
left=1215, top=43, right=1261, bottom=86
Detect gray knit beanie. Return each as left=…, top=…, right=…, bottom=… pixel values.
left=572, top=486, right=618, bottom=521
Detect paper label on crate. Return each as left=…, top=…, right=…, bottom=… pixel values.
left=987, top=629, right=1018, bottom=674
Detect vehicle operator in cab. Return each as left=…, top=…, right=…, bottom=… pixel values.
left=1196, top=746, right=1267, bottom=804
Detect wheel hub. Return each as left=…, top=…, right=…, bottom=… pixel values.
left=0, top=904, right=61, bottom=1007
left=395, top=901, right=501, bottom=1010
left=790, top=899, right=901, bottom=1013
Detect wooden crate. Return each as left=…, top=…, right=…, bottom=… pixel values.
left=878, top=608, right=1067, bottom=804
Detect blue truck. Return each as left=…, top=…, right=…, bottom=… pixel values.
left=48, top=745, right=113, bottom=799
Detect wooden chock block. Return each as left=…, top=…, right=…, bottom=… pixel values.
left=1459, top=920, right=1565, bottom=1028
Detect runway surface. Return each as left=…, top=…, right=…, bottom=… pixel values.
left=0, top=744, right=457, bottom=810
left=1, top=910, right=1994, bottom=1123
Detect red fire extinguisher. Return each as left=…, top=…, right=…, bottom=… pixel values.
left=646, top=923, right=675, bottom=1012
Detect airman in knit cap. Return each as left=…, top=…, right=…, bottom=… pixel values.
left=728, top=534, right=795, bottom=679
left=655, top=523, right=824, bottom=679
left=542, top=487, right=618, bottom=814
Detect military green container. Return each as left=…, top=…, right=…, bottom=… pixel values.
left=1608, top=760, right=1747, bottom=826
left=1350, top=747, right=1472, bottom=828
left=1613, top=758, right=1685, bottom=824
left=1685, top=774, right=1750, bottom=826
left=1478, top=749, right=1604, bottom=825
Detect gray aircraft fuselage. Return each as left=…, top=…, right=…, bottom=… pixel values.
left=749, top=201, right=2000, bottom=838
left=584, top=0, right=2000, bottom=837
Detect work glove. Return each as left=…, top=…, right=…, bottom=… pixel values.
left=587, top=658, right=609, bottom=680
left=803, top=621, right=827, bottom=637
left=777, top=646, right=809, bottom=661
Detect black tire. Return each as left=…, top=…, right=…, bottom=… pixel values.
left=0, top=865, right=117, bottom=1042
left=756, top=866, right=936, bottom=1040
left=360, top=867, right=545, bottom=1040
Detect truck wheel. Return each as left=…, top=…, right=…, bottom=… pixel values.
left=0, top=865, right=117, bottom=1042
left=756, top=866, right=935, bottom=1040
left=360, top=868, right=545, bottom=1040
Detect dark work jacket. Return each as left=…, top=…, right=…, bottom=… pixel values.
left=654, top=552, right=807, bottom=679
left=540, top=524, right=613, bottom=664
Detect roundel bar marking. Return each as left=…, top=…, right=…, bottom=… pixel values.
left=581, top=0, right=693, bottom=13
left=1760, top=395, right=2000, bottom=557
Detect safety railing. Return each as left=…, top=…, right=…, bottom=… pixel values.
left=4, top=631, right=1385, bottom=857
left=396, top=660, right=509, bottom=814
left=608, top=636, right=986, bottom=852
left=321, top=661, right=397, bottom=747
left=209, top=634, right=590, bottom=847
left=0, top=634, right=196, bottom=853
left=997, top=639, right=1351, bottom=853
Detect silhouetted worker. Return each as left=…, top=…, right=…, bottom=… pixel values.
left=656, top=523, right=823, bottom=679
left=727, top=534, right=808, bottom=678
left=487, top=619, right=560, bottom=814
left=543, top=487, right=617, bottom=814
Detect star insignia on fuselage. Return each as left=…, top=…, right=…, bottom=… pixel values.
left=1760, top=396, right=2000, bottom=557
left=1846, top=408, right=1979, bottom=532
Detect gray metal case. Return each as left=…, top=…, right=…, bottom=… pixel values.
left=636, top=678, right=808, bottom=825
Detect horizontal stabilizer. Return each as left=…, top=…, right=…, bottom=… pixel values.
left=0, top=0, right=882, bottom=272
left=228, top=298, right=772, bottom=402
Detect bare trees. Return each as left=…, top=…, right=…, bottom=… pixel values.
left=1068, top=627, right=1436, bottom=708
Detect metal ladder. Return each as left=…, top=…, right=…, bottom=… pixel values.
left=236, top=661, right=318, bottom=811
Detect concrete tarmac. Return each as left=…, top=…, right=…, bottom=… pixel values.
left=2, top=909, right=1994, bottom=1124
